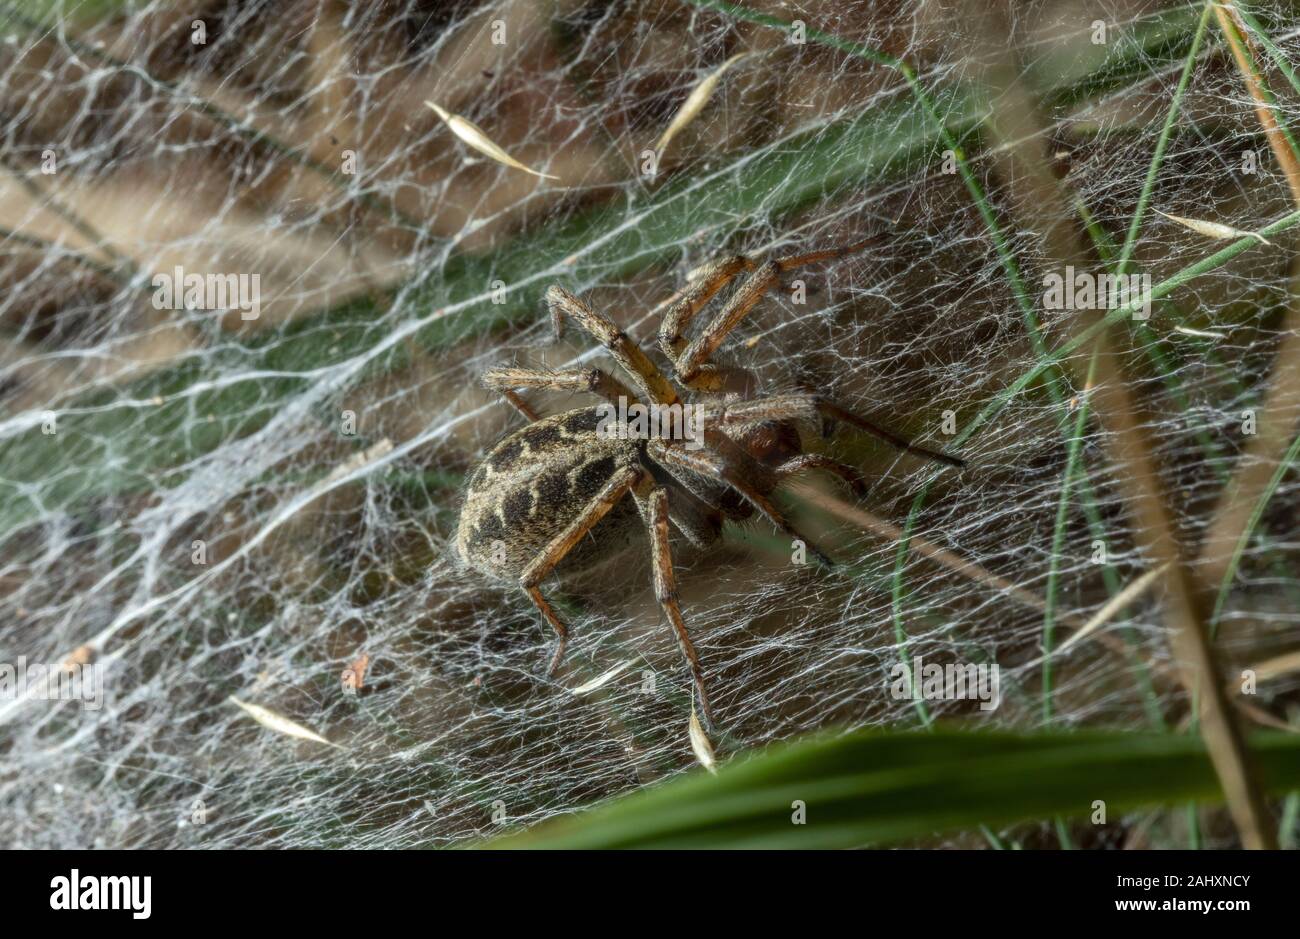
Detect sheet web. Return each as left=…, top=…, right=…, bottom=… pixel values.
left=0, top=0, right=1297, bottom=848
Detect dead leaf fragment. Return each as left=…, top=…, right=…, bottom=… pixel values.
left=688, top=708, right=717, bottom=774
left=229, top=696, right=341, bottom=749
left=425, top=101, right=559, bottom=180
left=1056, top=563, right=1170, bottom=656
left=1246, top=649, right=1300, bottom=684
left=570, top=659, right=636, bottom=696
left=341, top=652, right=371, bottom=694
left=1156, top=210, right=1271, bottom=245
left=654, top=53, right=753, bottom=160
left=61, top=645, right=95, bottom=672
left=1174, top=325, right=1226, bottom=340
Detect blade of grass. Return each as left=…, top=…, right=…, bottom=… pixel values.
left=953, top=209, right=1300, bottom=450
left=488, top=726, right=1300, bottom=849
left=1282, top=791, right=1300, bottom=847
left=1207, top=428, right=1300, bottom=632
left=1076, top=199, right=1237, bottom=479
left=1233, top=3, right=1300, bottom=98
left=1117, top=2, right=1217, bottom=275
left=930, top=4, right=1278, bottom=845
left=0, top=152, right=137, bottom=275
left=1194, top=14, right=1300, bottom=628
left=1042, top=351, right=1100, bottom=723
left=0, top=224, right=126, bottom=283
left=1214, top=2, right=1300, bottom=204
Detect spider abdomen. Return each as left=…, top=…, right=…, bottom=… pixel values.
left=456, top=407, right=643, bottom=579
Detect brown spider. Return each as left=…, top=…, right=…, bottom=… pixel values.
left=455, top=239, right=963, bottom=728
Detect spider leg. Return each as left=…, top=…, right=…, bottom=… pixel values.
left=771, top=236, right=880, bottom=273
left=674, top=261, right=779, bottom=384
left=483, top=365, right=637, bottom=418
left=709, top=394, right=965, bottom=469
left=774, top=454, right=870, bottom=497
left=518, top=464, right=645, bottom=677
left=639, top=466, right=723, bottom=549
left=524, top=587, right=570, bottom=677
left=648, top=437, right=836, bottom=567
left=672, top=237, right=879, bottom=384
left=659, top=255, right=752, bottom=362
left=642, top=485, right=717, bottom=729
left=818, top=399, right=965, bottom=469
left=545, top=285, right=679, bottom=406
left=501, top=390, right=540, bottom=422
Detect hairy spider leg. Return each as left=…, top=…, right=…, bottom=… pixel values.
left=649, top=437, right=836, bottom=567
left=665, top=237, right=880, bottom=386
left=642, top=485, right=716, bottom=729
left=711, top=394, right=966, bottom=469
left=482, top=365, right=636, bottom=421
left=659, top=255, right=751, bottom=360
left=519, top=464, right=645, bottom=676
left=773, top=454, right=870, bottom=496
left=545, top=285, right=679, bottom=406
left=514, top=463, right=719, bottom=724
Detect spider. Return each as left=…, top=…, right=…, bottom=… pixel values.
left=455, top=239, right=963, bottom=728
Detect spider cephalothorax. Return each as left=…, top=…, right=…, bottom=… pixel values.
left=456, top=240, right=963, bottom=727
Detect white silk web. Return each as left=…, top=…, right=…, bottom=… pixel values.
left=1, top=0, right=1298, bottom=849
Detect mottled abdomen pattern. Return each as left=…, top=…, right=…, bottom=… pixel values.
left=456, top=407, right=643, bottom=579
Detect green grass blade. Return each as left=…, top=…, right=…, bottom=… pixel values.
left=1209, top=429, right=1300, bottom=634
left=489, top=727, right=1300, bottom=849
left=1116, top=1, right=1215, bottom=275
